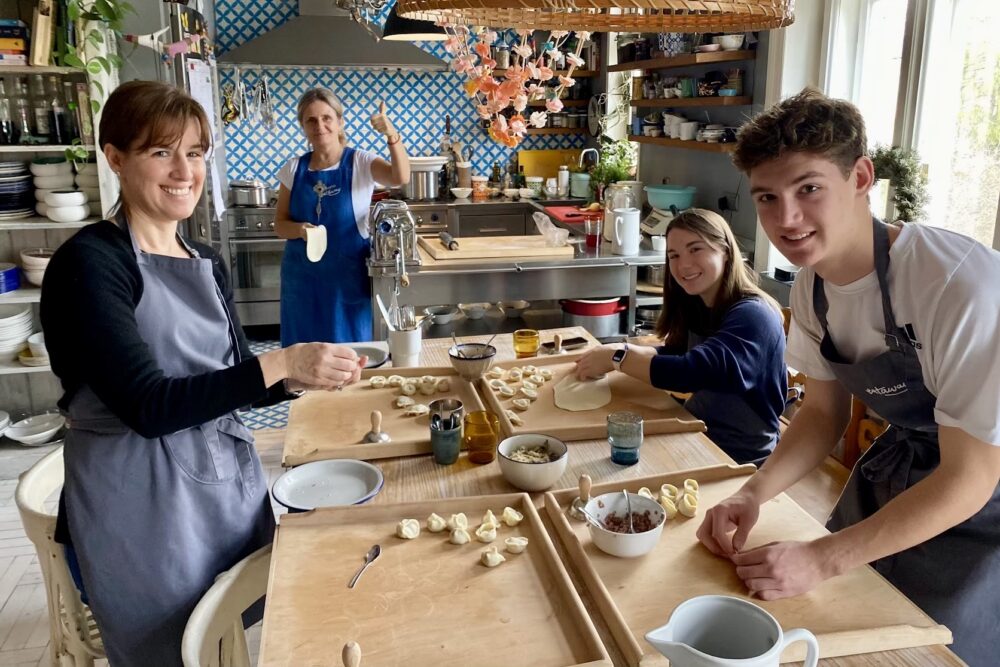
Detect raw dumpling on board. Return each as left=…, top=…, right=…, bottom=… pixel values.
left=553, top=374, right=612, bottom=411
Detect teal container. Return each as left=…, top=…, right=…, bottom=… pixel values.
left=570, top=172, right=591, bottom=198
left=644, top=184, right=696, bottom=212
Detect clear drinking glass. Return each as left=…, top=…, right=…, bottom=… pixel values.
left=513, top=329, right=540, bottom=358
left=608, top=411, right=644, bottom=465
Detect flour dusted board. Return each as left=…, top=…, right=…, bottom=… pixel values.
left=259, top=493, right=611, bottom=667
left=282, top=367, right=486, bottom=466
left=479, top=353, right=705, bottom=441
left=543, top=464, right=952, bottom=665
left=417, top=234, right=574, bottom=260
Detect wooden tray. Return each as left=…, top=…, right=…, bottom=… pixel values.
left=417, top=234, right=574, bottom=260
left=283, top=367, right=486, bottom=466
left=259, top=493, right=612, bottom=667
left=543, top=464, right=952, bottom=665
left=478, top=353, right=705, bottom=441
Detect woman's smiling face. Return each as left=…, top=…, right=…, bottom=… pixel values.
left=667, top=226, right=728, bottom=305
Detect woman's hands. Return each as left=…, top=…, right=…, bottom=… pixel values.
left=369, top=101, right=397, bottom=139
left=697, top=491, right=761, bottom=556
left=259, top=344, right=367, bottom=392
left=575, top=345, right=616, bottom=380
left=299, top=222, right=317, bottom=240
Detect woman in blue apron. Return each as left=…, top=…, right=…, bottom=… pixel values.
left=275, top=88, right=410, bottom=345
left=40, top=81, right=366, bottom=666
left=575, top=209, right=787, bottom=466
left=697, top=90, right=1000, bottom=665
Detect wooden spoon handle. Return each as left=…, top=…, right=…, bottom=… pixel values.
left=343, top=641, right=361, bottom=667
left=554, top=333, right=563, bottom=353
left=372, top=410, right=382, bottom=433
left=579, top=473, right=592, bottom=503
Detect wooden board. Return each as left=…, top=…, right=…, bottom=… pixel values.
left=544, top=205, right=602, bottom=224
left=259, top=493, right=612, bottom=667
left=478, top=353, right=705, bottom=441
left=417, top=234, right=575, bottom=260
left=283, top=367, right=486, bottom=466
left=543, top=464, right=953, bottom=666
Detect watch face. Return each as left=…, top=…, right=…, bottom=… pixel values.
left=612, top=349, right=626, bottom=363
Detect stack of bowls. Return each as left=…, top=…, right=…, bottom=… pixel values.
left=43, top=190, right=89, bottom=223
left=75, top=161, right=101, bottom=214
left=0, top=161, right=33, bottom=221
left=0, top=305, right=33, bottom=360
left=31, top=158, right=74, bottom=217
left=19, top=331, right=48, bottom=367
left=0, top=263, right=19, bottom=295
left=19, top=248, right=53, bottom=287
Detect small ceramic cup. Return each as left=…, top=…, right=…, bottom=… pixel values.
left=430, top=422, right=462, bottom=465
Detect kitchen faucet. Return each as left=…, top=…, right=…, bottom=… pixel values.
left=579, top=148, right=599, bottom=170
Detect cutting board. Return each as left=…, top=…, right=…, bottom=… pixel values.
left=259, top=493, right=612, bottom=667
left=544, top=464, right=953, bottom=665
left=479, top=353, right=705, bottom=441
left=283, top=367, right=486, bottom=466
left=417, top=234, right=574, bottom=260
left=544, top=205, right=602, bottom=224
left=518, top=148, right=583, bottom=179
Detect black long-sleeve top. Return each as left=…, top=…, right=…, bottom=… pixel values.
left=40, top=220, right=290, bottom=438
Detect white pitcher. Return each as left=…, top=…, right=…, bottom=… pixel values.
left=612, top=207, right=641, bottom=255
left=644, top=595, right=819, bottom=667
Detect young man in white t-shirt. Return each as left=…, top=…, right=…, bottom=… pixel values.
left=696, top=88, right=1000, bottom=666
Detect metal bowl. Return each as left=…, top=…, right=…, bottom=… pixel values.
left=424, top=305, right=460, bottom=325
left=499, top=300, right=531, bottom=318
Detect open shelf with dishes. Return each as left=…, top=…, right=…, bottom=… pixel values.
left=0, top=144, right=95, bottom=153
left=0, top=287, right=40, bottom=304
left=527, top=99, right=588, bottom=108
left=610, top=50, right=756, bottom=72
left=0, top=217, right=99, bottom=230
left=629, top=135, right=736, bottom=153
left=631, top=96, right=752, bottom=108
left=0, top=357, right=50, bottom=375
left=0, top=65, right=79, bottom=75
left=526, top=127, right=588, bottom=135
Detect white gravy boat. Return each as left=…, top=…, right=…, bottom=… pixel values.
left=644, top=595, right=819, bottom=667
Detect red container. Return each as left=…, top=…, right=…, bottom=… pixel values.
left=560, top=298, right=625, bottom=316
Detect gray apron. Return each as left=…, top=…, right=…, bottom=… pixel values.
left=822, top=219, right=1000, bottom=666
left=61, top=219, right=275, bottom=666
left=684, top=330, right=777, bottom=467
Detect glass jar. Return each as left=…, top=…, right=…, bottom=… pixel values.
left=603, top=183, right=639, bottom=242
left=494, top=44, right=510, bottom=69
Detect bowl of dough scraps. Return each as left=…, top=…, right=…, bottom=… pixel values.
left=585, top=491, right=665, bottom=558
left=497, top=434, right=569, bottom=492
left=448, top=343, right=496, bottom=380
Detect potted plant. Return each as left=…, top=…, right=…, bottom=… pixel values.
left=870, top=144, right=929, bottom=222
left=589, top=138, right=637, bottom=201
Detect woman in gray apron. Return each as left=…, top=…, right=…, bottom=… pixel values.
left=40, top=81, right=366, bottom=666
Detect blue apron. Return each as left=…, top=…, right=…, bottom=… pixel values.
left=823, top=220, right=1000, bottom=666
left=280, top=148, right=372, bottom=345
left=61, top=218, right=275, bottom=666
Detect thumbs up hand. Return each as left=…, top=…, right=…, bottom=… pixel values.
left=369, top=100, right=396, bottom=138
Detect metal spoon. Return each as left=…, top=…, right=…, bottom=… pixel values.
left=624, top=489, right=634, bottom=534
left=362, top=411, right=390, bottom=443
left=348, top=544, right=381, bottom=588
left=451, top=333, right=466, bottom=358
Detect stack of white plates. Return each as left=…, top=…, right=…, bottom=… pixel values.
left=0, top=306, right=33, bottom=360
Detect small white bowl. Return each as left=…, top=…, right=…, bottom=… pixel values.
left=75, top=172, right=100, bottom=188
left=6, top=413, right=65, bottom=446
left=503, top=188, right=520, bottom=199
left=713, top=34, right=745, bottom=51
left=695, top=43, right=722, bottom=53
left=423, top=305, right=460, bottom=325
left=27, top=332, right=45, bottom=358
left=29, top=161, right=71, bottom=177
left=46, top=204, right=90, bottom=223
left=22, top=269, right=45, bottom=287
left=73, top=162, right=97, bottom=175
left=518, top=188, right=536, bottom=199
left=447, top=343, right=496, bottom=380
left=499, top=300, right=530, bottom=318
left=450, top=187, right=473, bottom=199
left=19, top=248, right=54, bottom=269
left=34, top=174, right=75, bottom=190
left=585, top=492, right=666, bottom=558
left=458, top=302, right=491, bottom=320
left=497, top=434, right=568, bottom=492
left=44, top=190, right=86, bottom=207
left=271, top=459, right=384, bottom=512
left=34, top=189, right=55, bottom=203
left=35, top=202, right=48, bottom=217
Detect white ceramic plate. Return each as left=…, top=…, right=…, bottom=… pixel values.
left=272, top=459, right=384, bottom=512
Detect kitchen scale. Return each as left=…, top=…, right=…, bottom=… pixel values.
left=641, top=207, right=679, bottom=236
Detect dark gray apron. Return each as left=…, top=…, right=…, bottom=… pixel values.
left=822, top=219, right=1000, bottom=666
left=61, top=219, right=275, bottom=666
left=684, top=330, right=777, bottom=467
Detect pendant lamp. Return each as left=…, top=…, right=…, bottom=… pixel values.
left=382, top=4, right=449, bottom=40
left=396, top=0, right=795, bottom=32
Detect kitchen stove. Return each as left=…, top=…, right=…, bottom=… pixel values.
left=225, top=206, right=283, bottom=326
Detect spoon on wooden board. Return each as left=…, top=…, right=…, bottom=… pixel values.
left=348, top=544, right=381, bottom=589
left=362, top=411, right=390, bottom=444
left=568, top=473, right=592, bottom=521
left=342, top=641, right=361, bottom=667
left=624, top=489, right=635, bottom=534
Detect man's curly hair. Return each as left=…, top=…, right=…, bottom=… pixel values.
left=733, top=88, right=868, bottom=177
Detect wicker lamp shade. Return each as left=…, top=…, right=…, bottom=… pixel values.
left=396, top=0, right=795, bottom=31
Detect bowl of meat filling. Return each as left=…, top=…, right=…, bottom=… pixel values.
left=497, top=434, right=568, bottom=491
left=585, top=491, right=666, bottom=557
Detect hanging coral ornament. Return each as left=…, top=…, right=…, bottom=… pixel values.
left=443, top=26, right=589, bottom=147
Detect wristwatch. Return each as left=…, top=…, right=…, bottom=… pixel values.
left=612, top=342, right=629, bottom=371
left=283, top=378, right=305, bottom=398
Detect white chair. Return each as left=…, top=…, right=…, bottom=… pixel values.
left=14, top=447, right=105, bottom=667
left=181, top=544, right=272, bottom=667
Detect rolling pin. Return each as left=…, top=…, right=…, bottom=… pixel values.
left=439, top=231, right=460, bottom=251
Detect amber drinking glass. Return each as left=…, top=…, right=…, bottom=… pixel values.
left=513, top=329, right=540, bottom=358
left=464, top=410, right=500, bottom=464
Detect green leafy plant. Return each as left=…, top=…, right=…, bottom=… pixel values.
left=60, top=0, right=131, bottom=114
left=871, top=144, right=929, bottom=222
left=589, top=138, right=636, bottom=198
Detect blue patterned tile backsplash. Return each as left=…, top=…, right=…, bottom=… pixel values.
left=214, top=0, right=588, bottom=184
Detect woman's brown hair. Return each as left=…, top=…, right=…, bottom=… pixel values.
left=655, top=208, right=781, bottom=345
left=99, top=80, right=211, bottom=156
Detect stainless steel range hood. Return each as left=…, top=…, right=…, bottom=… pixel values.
left=219, top=0, right=446, bottom=70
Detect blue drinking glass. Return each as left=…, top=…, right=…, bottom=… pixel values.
left=608, top=411, right=643, bottom=465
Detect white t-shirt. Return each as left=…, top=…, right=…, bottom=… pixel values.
left=787, top=223, right=1000, bottom=446
left=277, top=149, right=382, bottom=239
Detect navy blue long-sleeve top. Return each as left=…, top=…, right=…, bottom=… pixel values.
left=650, top=297, right=787, bottom=465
